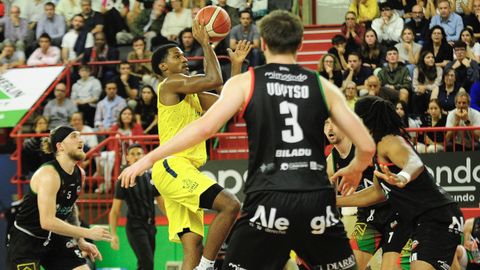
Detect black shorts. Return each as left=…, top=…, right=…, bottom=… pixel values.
left=351, top=204, right=411, bottom=254
left=6, top=226, right=86, bottom=270
left=222, top=189, right=356, bottom=270
left=410, top=204, right=463, bottom=269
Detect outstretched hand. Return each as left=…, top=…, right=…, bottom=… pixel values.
left=78, top=238, right=103, bottom=262
left=118, top=156, right=153, bottom=188
left=227, top=40, right=252, bottom=65
left=330, top=163, right=362, bottom=195
left=374, top=165, right=408, bottom=188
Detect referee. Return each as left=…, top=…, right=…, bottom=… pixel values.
left=109, top=144, right=164, bottom=270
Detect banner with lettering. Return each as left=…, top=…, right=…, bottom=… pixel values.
left=201, top=151, right=480, bottom=207
left=0, top=66, right=65, bottom=128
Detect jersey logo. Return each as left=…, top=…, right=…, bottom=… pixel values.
left=352, top=222, right=367, bottom=238
left=380, top=182, right=391, bottom=198
left=310, top=206, right=339, bottom=235
left=249, top=205, right=289, bottom=234
left=366, top=209, right=375, bottom=222
left=17, top=262, right=36, bottom=270
left=448, top=216, right=464, bottom=234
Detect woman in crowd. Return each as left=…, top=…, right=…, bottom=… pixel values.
left=135, top=85, right=158, bottom=135
left=459, top=27, right=480, bottom=62
left=419, top=99, right=448, bottom=153
left=318, top=53, right=343, bottom=88
left=395, top=27, right=422, bottom=66
left=437, top=68, right=465, bottom=112
left=360, top=28, right=386, bottom=71
left=421, top=25, right=453, bottom=68
left=412, top=50, right=443, bottom=114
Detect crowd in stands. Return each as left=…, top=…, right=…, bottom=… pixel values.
left=326, top=0, right=480, bottom=156
left=12, top=0, right=291, bottom=192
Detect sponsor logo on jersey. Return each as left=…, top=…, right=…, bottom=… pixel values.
left=66, top=239, right=76, bottom=248
left=264, top=71, right=308, bottom=82
left=437, top=260, right=450, bottom=270
left=275, top=148, right=312, bottom=158
left=352, top=222, right=367, bottom=237
left=310, top=206, right=340, bottom=234
left=17, top=262, right=36, bottom=270
left=317, top=254, right=356, bottom=270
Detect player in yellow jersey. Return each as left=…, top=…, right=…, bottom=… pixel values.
left=122, top=20, right=251, bottom=270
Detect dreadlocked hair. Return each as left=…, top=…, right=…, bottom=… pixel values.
left=354, top=96, right=410, bottom=143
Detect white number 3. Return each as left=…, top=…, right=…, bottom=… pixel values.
left=279, top=101, right=304, bottom=143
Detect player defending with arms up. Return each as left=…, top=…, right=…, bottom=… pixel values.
left=6, top=126, right=111, bottom=270
left=120, top=10, right=375, bottom=269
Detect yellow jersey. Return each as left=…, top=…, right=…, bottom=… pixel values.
left=156, top=82, right=207, bottom=167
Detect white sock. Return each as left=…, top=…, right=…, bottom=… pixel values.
left=195, top=256, right=215, bottom=269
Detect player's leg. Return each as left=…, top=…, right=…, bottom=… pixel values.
left=380, top=214, right=412, bottom=270
left=6, top=227, right=42, bottom=270
left=180, top=230, right=204, bottom=270
left=381, top=252, right=402, bottom=270
left=350, top=222, right=381, bottom=270
left=202, top=187, right=241, bottom=261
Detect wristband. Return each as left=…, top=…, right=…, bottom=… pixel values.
left=397, top=171, right=411, bottom=183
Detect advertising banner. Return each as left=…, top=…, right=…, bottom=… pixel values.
left=0, top=66, right=65, bottom=128
left=202, top=151, right=480, bottom=207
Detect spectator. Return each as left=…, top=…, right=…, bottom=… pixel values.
left=101, top=0, right=133, bottom=46
left=469, top=80, right=480, bottom=111
left=70, top=111, right=98, bottom=150
left=464, top=0, right=480, bottom=39
left=419, top=99, right=447, bottom=153
left=127, top=36, right=153, bottom=76
left=341, top=11, right=365, bottom=56
left=229, top=9, right=261, bottom=66
left=371, top=2, right=404, bottom=47
left=395, top=100, right=424, bottom=150
left=0, top=5, right=29, bottom=51
left=14, top=0, right=47, bottom=33
left=83, top=31, right=119, bottom=83
left=135, top=85, right=158, bottom=135
left=178, top=27, right=204, bottom=74
left=98, top=106, right=143, bottom=193
left=80, top=0, right=104, bottom=34
left=216, top=0, right=239, bottom=27
left=0, top=41, right=25, bottom=71
left=344, top=81, right=358, bottom=110
left=21, top=115, right=52, bottom=177
left=27, top=33, right=61, bottom=66
left=94, top=81, right=127, bottom=132
left=445, top=91, right=480, bottom=151
left=348, top=0, right=379, bottom=28
left=412, top=50, right=443, bottom=115
left=364, top=74, right=400, bottom=104
left=360, top=28, right=386, bottom=71
left=343, top=51, right=373, bottom=91
left=420, top=25, right=454, bottom=68
left=429, top=0, right=464, bottom=43
left=438, top=68, right=465, bottom=111
left=161, top=0, right=192, bottom=42
left=71, top=65, right=102, bottom=127
left=395, top=27, right=422, bottom=66
left=459, top=27, right=480, bottom=62
left=445, top=40, right=479, bottom=91
left=56, top=0, right=81, bottom=24
left=317, top=53, right=343, bottom=88
left=131, top=0, right=168, bottom=50
left=43, top=82, right=78, bottom=130
left=61, top=14, right=94, bottom=64
left=405, top=4, right=430, bottom=45
left=327, top=34, right=348, bottom=70
left=35, top=2, right=66, bottom=47
left=114, top=61, right=140, bottom=109
left=377, top=46, right=412, bottom=103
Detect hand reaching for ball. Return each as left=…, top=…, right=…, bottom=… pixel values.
left=193, top=20, right=210, bottom=46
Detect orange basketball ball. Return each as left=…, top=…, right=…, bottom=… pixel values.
left=195, top=6, right=231, bottom=42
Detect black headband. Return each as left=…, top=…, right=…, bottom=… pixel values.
left=50, top=126, right=76, bottom=151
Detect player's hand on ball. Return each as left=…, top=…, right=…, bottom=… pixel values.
left=228, top=40, right=252, bottom=65
left=87, top=226, right=112, bottom=242
left=193, top=20, right=210, bottom=46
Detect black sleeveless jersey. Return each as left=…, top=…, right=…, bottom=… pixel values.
left=331, top=145, right=388, bottom=218
left=374, top=157, right=454, bottom=221
left=242, top=64, right=330, bottom=194
left=15, top=159, right=82, bottom=238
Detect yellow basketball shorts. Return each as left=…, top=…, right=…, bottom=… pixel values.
left=152, top=157, right=216, bottom=242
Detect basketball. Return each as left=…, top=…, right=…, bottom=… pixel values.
left=195, top=6, right=231, bottom=42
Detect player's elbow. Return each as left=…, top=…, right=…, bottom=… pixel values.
left=40, top=217, right=55, bottom=231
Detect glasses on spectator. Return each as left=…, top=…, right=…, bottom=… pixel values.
left=345, top=17, right=356, bottom=20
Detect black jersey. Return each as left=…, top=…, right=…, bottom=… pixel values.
left=15, top=160, right=82, bottom=238
left=374, top=158, right=455, bottom=221
left=114, top=171, right=160, bottom=225
left=242, top=64, right=330, bottom=194
left=331, top=145, right=388, bottom=219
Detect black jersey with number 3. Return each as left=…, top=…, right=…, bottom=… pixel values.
left=15, top=159, right=82, bottom=237
left=242, top=64, right=330, bottom=194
